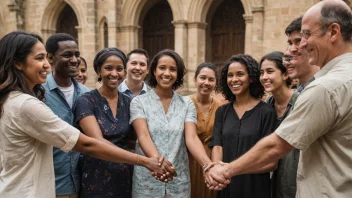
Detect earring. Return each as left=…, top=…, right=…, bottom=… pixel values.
left=98, top=75, right=102, bottom=83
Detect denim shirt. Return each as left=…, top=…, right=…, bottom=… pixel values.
left=42, top=73, right=90, bottom=195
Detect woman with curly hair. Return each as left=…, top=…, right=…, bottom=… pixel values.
left=211, top=54, right=277, bottom=198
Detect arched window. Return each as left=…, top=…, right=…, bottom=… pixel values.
left=56, top=4, right=79, bottom=40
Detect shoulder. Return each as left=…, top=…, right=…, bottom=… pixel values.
left=119, top=91, right=132, bottom=104
left=77, top=83, right=90, bottom=93
left=257, top=101, right=276, bottom=114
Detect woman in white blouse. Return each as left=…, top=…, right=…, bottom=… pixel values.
left=0, top=31, right=166, bottom=198
left=130, top=49, right=229, bottom=198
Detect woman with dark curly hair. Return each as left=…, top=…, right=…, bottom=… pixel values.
left=130, top=49, right=227, bottom=198
left=211, top=54, right=277, bottom=198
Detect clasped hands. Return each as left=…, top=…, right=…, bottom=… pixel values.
left=147, top=156, right=177, bottom=183
left=203, top=161, right=231, bottom=191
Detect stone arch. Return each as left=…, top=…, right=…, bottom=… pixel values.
left=188, top=0, right=256, bottom=23
left=120, top=0, right=182, bottom=27
left=41, top=0, right=84, bottom=43
left=98, top=16, right=108, bottom=49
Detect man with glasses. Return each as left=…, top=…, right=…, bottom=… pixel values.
left=284, top=16, right=320, bottom=93
left=207, top=1, right=352, bottom=197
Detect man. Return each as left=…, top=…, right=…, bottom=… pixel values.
left=118, top=48, right=149, bottom=98
left=271, top=16, right=320, bottom=198
left=284, top=16, right=320, bottom=93
left=208, top=1, right=352, bottom=197
left=43, top=33, right=90, bottom=198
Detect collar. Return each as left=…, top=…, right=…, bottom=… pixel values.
left=314, top=53, right=352, bottom=79
left=119, top=79, right=148, bottom=93
left=46, top=73, right=80, bottom=92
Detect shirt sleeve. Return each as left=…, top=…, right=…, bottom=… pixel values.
left=17, top=97, right=80, bottom=152
left=129, top=96, right=146, bottom=124
left=185, top=97, right=197, bottom=124
left=210, top=105, right=226, bottom=148
left=72, top=93, right=94, bottom=126
left=275, top=84, right=338, bottom=150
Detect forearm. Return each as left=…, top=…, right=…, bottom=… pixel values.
left=186, top=133, right=211, bottom=167
left=73, top=133, right=148, bottom=166
left=211, top=146, right=223, bottom=162
left=225, top=133, right=291, bottom=177
left=137, top=135, right=160, bottom=157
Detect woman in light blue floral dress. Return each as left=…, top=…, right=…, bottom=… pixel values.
left=130, top=49, right=225, bottom=198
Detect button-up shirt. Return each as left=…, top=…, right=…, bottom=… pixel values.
left=118, top=79, right=149, bottom=98
left=130, top=90, right=196, bottom=198
left=276, top=53, right=352, bottom=197
left=42, top=73, right=90, bottom=195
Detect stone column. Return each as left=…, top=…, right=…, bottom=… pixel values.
left=83, top=0, right=99, bottom=89
left=119, top=25, right=139, bottom=54
left=243, top=15, right=253, bottom=56
left=251, top=6, right=264, bottom=60
left=186, top=22, right=207, bottom=94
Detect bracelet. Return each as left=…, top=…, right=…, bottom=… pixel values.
left=136, top=154, right=140, bottom=165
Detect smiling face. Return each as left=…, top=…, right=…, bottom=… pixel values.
left=227, top=62, right=250, bottom=97
left=260, top=59, right=288, bottom=93
left=49, top=40, right=81, bottom=79
left=194, top=67, right=217, bottom=96
left=99, top=55, right=125, bottom=90
left=16, top=42, right=51, bottom=89
left=154, top=55, right=177, bottom=90
left=75, top=61, right=88, bottom=84
left=126, top=53, right=149, bottom=84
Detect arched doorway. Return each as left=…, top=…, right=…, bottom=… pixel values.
left=206, top=0, right=245, bottom=69
left=56, top=4, right=79, bottom=40
left=141, top=1, right=174, bottom=59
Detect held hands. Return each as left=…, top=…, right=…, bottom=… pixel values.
left=204, top=161, right=231, bottom=191
left=148, top=156, right=177, bottom=183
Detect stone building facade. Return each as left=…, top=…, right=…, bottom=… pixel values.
left=0, top=0, right=331, bottom=92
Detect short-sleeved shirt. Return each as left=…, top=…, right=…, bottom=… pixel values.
left=42, top=73, right=90, bottom=195
left=212, top=101, right=277, bottom=198
left=73, top=89, right=133, bottom=197
left=0, top=91, right=80, bottom=198
left=130, top=90, right=197, bottom=198
left=276, top=53, right=352, bottom=197
left=118, top=79, right=149, bottom=99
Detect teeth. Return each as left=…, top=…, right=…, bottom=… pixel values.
left=69, top=66, right=77, bottom=69
left=109, top=79, right=118, bottom=82
left=40, top=71, right=47, bottom=75
left=232, top=85, right=241, bottom=88
left=162, top=78, right=170, bottom=82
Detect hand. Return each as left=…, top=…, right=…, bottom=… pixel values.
left=151, top=156, right=177, bottom=183
left=204, top=162, right=231, bottom=191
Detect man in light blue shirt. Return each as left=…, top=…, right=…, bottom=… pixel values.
left=118, top=49, right=150, bottom=98
left=43, top=33, right=89, bottom=197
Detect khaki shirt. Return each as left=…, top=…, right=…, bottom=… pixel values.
left=0, top=92, right=80, bottom=198
left=276, top=53, right=352, bottom=198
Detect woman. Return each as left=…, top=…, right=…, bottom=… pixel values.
left=72, top=48, right=168, bottom=198
left=211, top=54, right=277, bottom=198
left=0, top=31, right=164, bottom=198
left=75, top=56, right=88, bottom=84
left=259, top=51, right=299, bottom=198
left=189, top=63, right=222, bottom=198
left=130, top=49, right=224, bottom=198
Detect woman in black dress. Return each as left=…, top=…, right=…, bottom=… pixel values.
left=211, top=54, right=277, bottom=198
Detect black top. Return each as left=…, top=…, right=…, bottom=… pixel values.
left=212, top=101, right=277, bottom=198
left=73, top=89, right=133, bottom=198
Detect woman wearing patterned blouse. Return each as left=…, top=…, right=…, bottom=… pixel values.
left=130, top=49, right=227, bottom=198
left=211, top=54, right=277, bottom=198
left=73, top=48, right=167, bottom=198
left=189, top=63, right=223, bottom=198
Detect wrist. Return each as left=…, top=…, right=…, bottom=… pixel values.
left=223, top=163, right=233, bottom=178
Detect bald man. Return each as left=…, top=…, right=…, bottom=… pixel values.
left=206, top=1, right=352, bottom=197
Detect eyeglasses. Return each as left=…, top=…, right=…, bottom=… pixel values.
left=300, top=27, right=324, bottom=39
left=282, top=56, right=293, bottom=63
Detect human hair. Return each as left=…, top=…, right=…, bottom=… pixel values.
left=220, top=54, right=264, bottom=102
left=45, top=33, right=77, bottom=54
left=194, top=62, right=219, bottom=92
left=285, top=16, right=303, bottom=36
left=320, top=2, right=352, bottom=42
left=147, top=49, right=186, bottom=90
left=0, top=31, right=45, bottom=117
left=93, top=48, right=127, bottom=82
left=80, top=56, right=87, bottom=69
left=126, top=48, right=149, bottom=65
left=259, top=51, right=292, bottom=87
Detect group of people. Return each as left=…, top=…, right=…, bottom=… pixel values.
left=1, top=0, right=352, bottom=198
